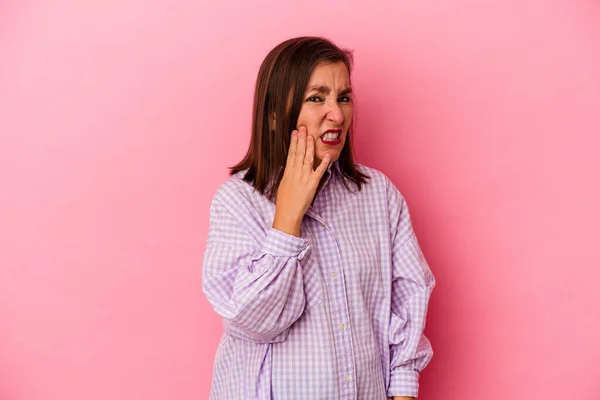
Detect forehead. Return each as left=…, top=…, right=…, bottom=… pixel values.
left=306, top=62, right=350, bottom=87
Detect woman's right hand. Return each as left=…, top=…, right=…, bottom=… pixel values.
left=272, top=126, right=331, bottom=237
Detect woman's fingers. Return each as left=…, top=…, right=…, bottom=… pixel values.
left=295, top=127, right=307, bottom=170
left=288, top=125, right=330, bottom=185
left=287, top=129, right=298, bottom=168
left=277, top=126, right=331, bottom=222
left=303, top=132, right=315, bottom=176
left=312, top=153, right=331, bottom=185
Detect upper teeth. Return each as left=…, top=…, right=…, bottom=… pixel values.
left=322, top=132, right=340, bottom=140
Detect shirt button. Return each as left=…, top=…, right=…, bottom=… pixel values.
left=319, top=221, right=325, bottom=227
left=339, top=323, right=346, bottom=331
left=331, top=271, right=337, bottom=278
left=345, top=375, right=352, bottom=382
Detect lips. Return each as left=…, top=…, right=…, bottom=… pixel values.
left=320, top=128, right=342, bottom=146
left=320, top=129, right=342, bottom=138
left=320, top=129, right=342, bottom=143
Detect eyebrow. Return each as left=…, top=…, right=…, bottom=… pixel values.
left=306, top=85, right=352, bottom=96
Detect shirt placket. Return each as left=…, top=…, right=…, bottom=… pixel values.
left=308, top=212, right=357, bottom=399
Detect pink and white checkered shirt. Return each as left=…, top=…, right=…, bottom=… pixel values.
left=202, top=160, right=435, bottom=399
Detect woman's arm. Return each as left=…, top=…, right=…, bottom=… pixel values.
left=386, top=179, right=435, bottom=398
left=387, top=235, right=435, bottom=397
left=202, top=194, right=311, bottom=343
left=203, top=128, right=330, bottom=343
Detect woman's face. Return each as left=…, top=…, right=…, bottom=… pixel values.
left=296, top=61, right=353, bottom=169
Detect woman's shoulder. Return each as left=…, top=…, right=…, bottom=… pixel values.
left=354, top=163, right=385, bottom=182
left=211, top=169, right=270, bottom=215
left=212, top=169, right=252, bottom=200
left=353, top=163, right=405, bottom=201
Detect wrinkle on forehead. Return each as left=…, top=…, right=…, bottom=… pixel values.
left=304, top=62, right=351, bottom=95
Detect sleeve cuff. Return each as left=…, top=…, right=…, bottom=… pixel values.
left=260, top=227, right=311, bottom=260
left=388, top=367, right=420, bottom=398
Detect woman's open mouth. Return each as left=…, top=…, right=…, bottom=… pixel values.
left=320, top=129, right=342, bottom=146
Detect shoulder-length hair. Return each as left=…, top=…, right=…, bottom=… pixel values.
left=230, top=36, right=370, bottom=201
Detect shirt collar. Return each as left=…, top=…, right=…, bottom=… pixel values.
left=320, top=159, right=341, bottom=190
left=328, top=159, right=341, bottom=176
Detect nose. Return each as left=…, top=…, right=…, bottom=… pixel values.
left=325, top=102, right=344, bottom=125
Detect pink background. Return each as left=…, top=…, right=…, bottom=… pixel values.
left=1, top=1, right=599, bottom=399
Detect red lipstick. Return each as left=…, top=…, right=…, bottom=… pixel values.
left=320, top=129, right=342, bottom=146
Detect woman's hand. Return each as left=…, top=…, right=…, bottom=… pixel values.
left=272, top=126, right=330, bottom=237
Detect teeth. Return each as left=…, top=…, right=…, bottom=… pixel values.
left=322, top=132, right=340, bottom=140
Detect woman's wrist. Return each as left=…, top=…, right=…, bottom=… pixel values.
left=272, top=214, right=302, bottom=237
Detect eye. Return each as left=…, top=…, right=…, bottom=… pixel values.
left=306, top=96, right=323, bottom=102
left=338, top=96, right=351, bottom=102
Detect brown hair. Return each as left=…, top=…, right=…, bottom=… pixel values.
left=230, top=36, right=370, bottom=201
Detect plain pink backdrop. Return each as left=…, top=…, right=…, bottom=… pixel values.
left=1, top=1, right=599, bottom=399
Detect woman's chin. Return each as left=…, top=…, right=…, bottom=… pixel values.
left=318, top=150, right=340, bottom=165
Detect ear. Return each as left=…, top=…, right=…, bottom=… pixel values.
left=269, top=112, right=277, bottom=131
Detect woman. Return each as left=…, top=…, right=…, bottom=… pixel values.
left=202, top=37, right=435, bottom=400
